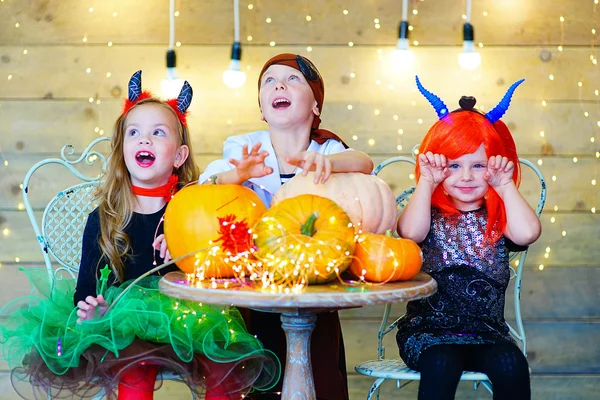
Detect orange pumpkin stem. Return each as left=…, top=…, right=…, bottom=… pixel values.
left=384, top=229, right=393, bottom=238
left=301, top=212, right=319, bottom=237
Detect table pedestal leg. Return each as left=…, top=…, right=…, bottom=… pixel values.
left=280, top=313, right=317, bottom=400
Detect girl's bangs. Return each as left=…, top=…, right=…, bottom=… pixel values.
left=423, top=113, right=492, bottom=159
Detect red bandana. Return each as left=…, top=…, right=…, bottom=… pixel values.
left=131, top=174, right=179, bottom=202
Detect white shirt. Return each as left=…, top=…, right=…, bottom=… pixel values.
left=199, top=130, right=350, bottom=207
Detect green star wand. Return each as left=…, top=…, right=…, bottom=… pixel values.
left=95, top=264, right=111, bottom=318
left=98, top=264, right=111, bottom=297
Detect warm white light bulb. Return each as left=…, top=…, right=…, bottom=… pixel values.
left=161, top=67, right=184, bottom=98
left=392, top=37, right=415, bottom=68
left=222, top=59, right=247, bottom=89
left=458, top=40, right=481, bottom=70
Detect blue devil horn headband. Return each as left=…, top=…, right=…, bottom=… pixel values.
left=415, top=76, right=448, bottom=119
left=124, top=70, right=193, bottom=124
left=128, top=70, right=143, bottom=102
left=485, top=79, right=525, bottom=123
left=176, top=81, right=193, bottom=114
left=416, top=76, right=525, bottom=123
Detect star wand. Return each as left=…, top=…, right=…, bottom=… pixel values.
left=95, top=264, right=111, bottom=318
left=98, top=264, right=111, bottom=296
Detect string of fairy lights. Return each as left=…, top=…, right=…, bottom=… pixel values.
left=533, top=3, right=600, bottom=270
left=0, top=0, right=598, bottom=274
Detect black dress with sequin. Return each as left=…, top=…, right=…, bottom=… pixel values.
left=396, top=207, right=526, bottom=369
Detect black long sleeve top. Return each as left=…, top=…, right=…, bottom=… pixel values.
left=73, top=205, right=178, bottom=305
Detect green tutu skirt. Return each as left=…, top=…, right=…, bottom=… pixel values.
left=0, top=268, right=280, bottom=399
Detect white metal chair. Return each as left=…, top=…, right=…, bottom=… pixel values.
left=20, top=137, right=109, bottom=400
left=21, top=137, right=197, bottom=399
left=23, top=137, right=111, bottom=282
left=355, top=156, right=547, bottom=399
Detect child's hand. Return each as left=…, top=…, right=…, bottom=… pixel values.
left=229, top=143, right=273, bottom=181
left=152, top=234, right=172, bottom=263
left=418, top=152, right=450, bottom=187
left=485, top=155, right=514, bottom=188
left=287, top=151, right=332, bottom=184
left=76, top=295, right=108, bottom=324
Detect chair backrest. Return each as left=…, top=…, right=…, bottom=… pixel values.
left=22, top=137, right=110, bottom=281
left=373, top=156, right=416, bottom=215
left=374, top=156, right=546, bottom=356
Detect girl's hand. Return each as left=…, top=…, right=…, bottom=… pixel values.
left=287, top=151, right=332, bottom=184
left=229, top=143, right=273, bottom=182
left=152, top=234, right=171, bottom=263
left=76, top=295, right=108, bottom=324
left=418, top=152, right=450, bottom=187
left=485, top=155, right=514, bottom=189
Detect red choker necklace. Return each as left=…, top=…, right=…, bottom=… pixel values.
left=131, top=174, right=179, bottom=201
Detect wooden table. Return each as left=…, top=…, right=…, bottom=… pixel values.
left=160, top=272, right=437, bottom=400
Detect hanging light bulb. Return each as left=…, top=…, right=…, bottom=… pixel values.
left=161, top=0, right=184, bottom=97
left=458, top=24, right=481, bottom=70
left=162, top=49, right=184, bottom=98
left=391, top=0, right=414, bottom=68
left=223, top=0, right=247, bottom=88
left=223, top=42, right=247, bottom=88
left=458, top=0, right=481, bottom=70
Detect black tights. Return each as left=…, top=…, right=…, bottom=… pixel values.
left=416, top=343, right=530, bottom=400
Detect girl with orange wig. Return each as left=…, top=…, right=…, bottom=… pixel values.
left=395, top=77, right=541, bottom=400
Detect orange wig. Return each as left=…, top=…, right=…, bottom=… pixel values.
left=417, top=111, right=521, bottom=243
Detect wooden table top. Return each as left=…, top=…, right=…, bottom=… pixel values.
left=159, top=271, right=437, bottom=310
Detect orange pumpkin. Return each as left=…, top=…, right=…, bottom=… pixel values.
left=272, top=172, right=397, bottom=234
left=164, top=184, right=266, bottom=277
left=349, top=231, right=422, bottom=283
left=253, top=194, right=356, bottom=284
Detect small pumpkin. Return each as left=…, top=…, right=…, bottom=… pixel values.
left=164, top=184, right=266, bottom=277
left=253, top=194, right=356, bottom=284
left=272, top=172, right=397, bottom=234
left=349, top=230, right=422, bottom=283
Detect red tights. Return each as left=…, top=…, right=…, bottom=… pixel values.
left=116, top=361, right=242, bottom=400
left=117, top=364, right=159, bottom=400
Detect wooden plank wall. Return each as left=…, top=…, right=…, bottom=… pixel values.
left=0, top=0, right=598, bottom=398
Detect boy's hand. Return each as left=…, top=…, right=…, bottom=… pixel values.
left=418, top=152, right=450, bottom=187
left=76, top=295, right=108, bottom=324
left=485, top=155, right=514, bottom=189
left=286, top=151, right=332, bottom=184
left=229, top=143, right=273, bottom=181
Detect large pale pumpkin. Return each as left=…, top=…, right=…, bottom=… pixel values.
left=253, top=194, right=356, bottom=284
left=349, top=231, right=422, bottom=283
left=164, top=184, right=266, bottom=277
left=272, top=172, right=396, bottom=234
